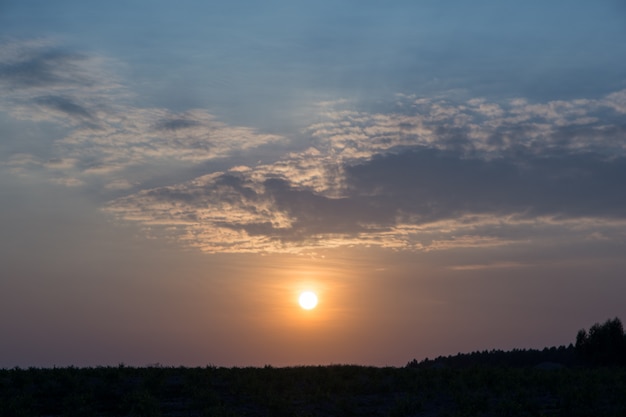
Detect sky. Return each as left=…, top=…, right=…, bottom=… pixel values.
left=1, top=0, right=626, bottom=368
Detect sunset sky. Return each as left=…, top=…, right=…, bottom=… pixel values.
left=1, top=0, right=626, bottom=368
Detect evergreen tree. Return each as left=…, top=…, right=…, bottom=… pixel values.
left=575, top=317, right=626, bottom=366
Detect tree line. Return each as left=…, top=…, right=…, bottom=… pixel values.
left=575, top=317, right=626, bottom=367
left=407, top=317, right=626, bottom=369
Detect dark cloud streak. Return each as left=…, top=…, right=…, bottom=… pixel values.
left=345, top=148, right=626, bottom=223
left=156, top=118, right=202, bottom=131
left=0, top=48, right=96, bottom=89
left=34, top=95, right=95, bottom=122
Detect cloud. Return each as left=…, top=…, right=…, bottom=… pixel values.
left=0, top=42, right=100, bottom=90
left=0, top=38, right=122, bottom=101
left=106, top=141, right=626, bottom=254
left=55, top=107, right=286, bottom=174
left=0, top=40, right=286, bottom=190
left=345, top=148, right=626, bottom=220
left=3, top=39, right=626, bottom=255
left=448, top=262, right=532, bottom=271
left=308, top=92, right=626, bottom=160
left=34, top=95, right=96, bottom=125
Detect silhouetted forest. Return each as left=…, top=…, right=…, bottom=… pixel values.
left=1, top=318, right=625, bottom=416
left=406, top=345, right=577, bottom=369
left=407, top=317, right=626, bottom=369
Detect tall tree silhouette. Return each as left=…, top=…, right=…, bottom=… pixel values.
left=575, top=317, right=626, bottom=366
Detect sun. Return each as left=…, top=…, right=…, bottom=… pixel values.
left=298, top=291, right=318, bottom=310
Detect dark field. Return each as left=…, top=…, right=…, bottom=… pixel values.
left=2, top=364, right=626, bottom=417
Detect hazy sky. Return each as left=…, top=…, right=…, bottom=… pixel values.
left=1, top=0, right=626, bottom=367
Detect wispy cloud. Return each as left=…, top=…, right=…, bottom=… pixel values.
left=0, top=38, right=118, bottom=91
left=0, top=39, right=286, bottom=190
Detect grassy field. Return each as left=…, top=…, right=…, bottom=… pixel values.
left=2, top=364, right=626, bottom=416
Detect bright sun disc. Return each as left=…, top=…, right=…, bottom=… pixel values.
left=298, top=291, right=318, bottom=310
